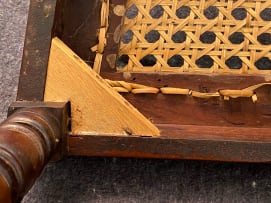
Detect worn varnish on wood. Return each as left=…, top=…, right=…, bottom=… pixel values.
left=28, top=0, right=271, bottom=162
left=50, top=0, right=271, bottom=133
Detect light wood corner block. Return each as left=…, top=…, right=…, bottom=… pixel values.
left=44, top=37, right=160, bottom=136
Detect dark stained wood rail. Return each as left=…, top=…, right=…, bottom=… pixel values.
left=69, top=124, right=271, bottom=163
left=0, top=102, right=68, bottom=202
left=5, top=0, right=271, bottom=201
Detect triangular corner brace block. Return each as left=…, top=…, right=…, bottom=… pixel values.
left=44, top=37, right=160, bottom=136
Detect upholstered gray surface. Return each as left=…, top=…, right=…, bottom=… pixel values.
left=0, top=1, right=271, bottom=202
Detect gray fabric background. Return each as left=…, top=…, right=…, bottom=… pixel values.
left=0, top=1, right=271, bottom=202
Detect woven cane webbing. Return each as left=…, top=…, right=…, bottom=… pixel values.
left=117, top=0, right=271, bottom=74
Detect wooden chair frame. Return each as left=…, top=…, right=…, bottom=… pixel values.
left=1, top=0, right=271, bottom=201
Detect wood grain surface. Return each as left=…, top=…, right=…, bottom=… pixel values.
left=44, top=38, right=159, bottom=136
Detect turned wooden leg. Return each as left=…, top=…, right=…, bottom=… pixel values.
left=0, top=175, right=11, bottom=203
left=0, top=102, right=68, bottom=202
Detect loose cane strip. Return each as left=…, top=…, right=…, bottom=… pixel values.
left=105, top=79, right=271, bottom=103
left=91, top=0, right=110, bottom=74
left=91, top=0, right=271, bottom=103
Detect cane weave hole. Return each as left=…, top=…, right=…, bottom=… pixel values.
left=121, top=30, right=134, bottom=44
left=116, top=0, right=271, bottom=74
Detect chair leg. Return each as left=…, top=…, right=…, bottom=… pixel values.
left=0, top=102, right=69, bottom=202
